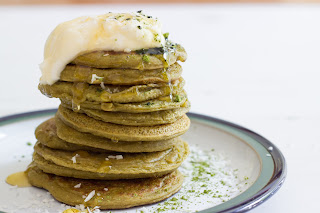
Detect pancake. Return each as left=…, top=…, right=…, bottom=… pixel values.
left=69, top=106, right=190, bottom=126
left=35, top=153, right=182, bottom=180
left=27, top=164, right=183, bottom=209
left=60, top=90, right=189, bottom=113
left=33, top=140, right=189, bottom=180
left=71, top=44, right=187, bottom=69
left=35, top=118, right=111, bottom=152
left=39, top=78, right=184, bottom=104
left=38, top=117, right=180, bottom=153
left=55, top=117, right=180, bottom=152
left=60, top=62, right=182, bottom=85
left=57, top=105, right=190, bottom=142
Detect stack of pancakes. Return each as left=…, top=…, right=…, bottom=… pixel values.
left=27, top=44, right=191, bottom=209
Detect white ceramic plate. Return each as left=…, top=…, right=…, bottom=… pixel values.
left=0, top=110, right=286, bottom=213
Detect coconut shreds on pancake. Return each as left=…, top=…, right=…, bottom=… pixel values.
left=60, top=62, right=182, bottom=85
left=33, top=140, right=189, bottom=179
left=57, top=105, right=190, bottom=142
left=27, top=164, right=184, bottom=209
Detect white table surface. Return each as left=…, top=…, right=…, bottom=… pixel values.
left=0, top=4, right=319, bottom=213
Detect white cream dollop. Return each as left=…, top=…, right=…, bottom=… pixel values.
left=39, top=12, right=166, bottom=85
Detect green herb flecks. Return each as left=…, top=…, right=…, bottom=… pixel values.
left=136, top=145, right=245, bottom=213
left=154, top=33, right=160, bottom=42
left=163, top=32, right=169, bottom=40
left=170, top=197, right=178, bottom=201
left=173, top=94, right=182, bottom=102
left=142, top=55, right=150, bottom=63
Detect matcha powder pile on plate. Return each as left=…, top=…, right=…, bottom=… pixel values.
left=137, top=145, right=250, bottom=213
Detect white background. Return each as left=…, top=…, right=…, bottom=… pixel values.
left=0, top=4, right=319, bottom=212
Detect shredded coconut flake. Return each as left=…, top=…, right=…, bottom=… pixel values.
left=268, top=146, right=273, bottom=151
left=104, top=188, right=108, bottom=191
left=105, top=157, right=109, bottom=161
left=100, top=82, right=106, bottom=89
left=71, top=154, right=79, bottom=164
left=266, top=153, right=271, bottom=157
left=84, top=190, right=95, bottom=202
left=108, top=155, right=116, bottom=159
left=87, top=207, right=92, bottom=213
left=74, top=183, right=81, bottom=188
left=79, top=204, right=85, bottom=211
left=116, top=155, right=123, bottom=160
left=91, top=74, right=104, bottom=83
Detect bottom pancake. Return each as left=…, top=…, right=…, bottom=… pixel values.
left=27, top=164, right=183, bottom=209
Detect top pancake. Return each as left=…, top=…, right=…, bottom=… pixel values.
left=70, top=44, right=187, bottom=70
left=60, top=62, right=182, bottom=85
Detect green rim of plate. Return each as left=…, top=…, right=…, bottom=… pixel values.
left=0, top=109, right=286, bottom=213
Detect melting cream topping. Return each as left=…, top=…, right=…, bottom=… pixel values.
left=40, top=12, right=166, bottom=85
